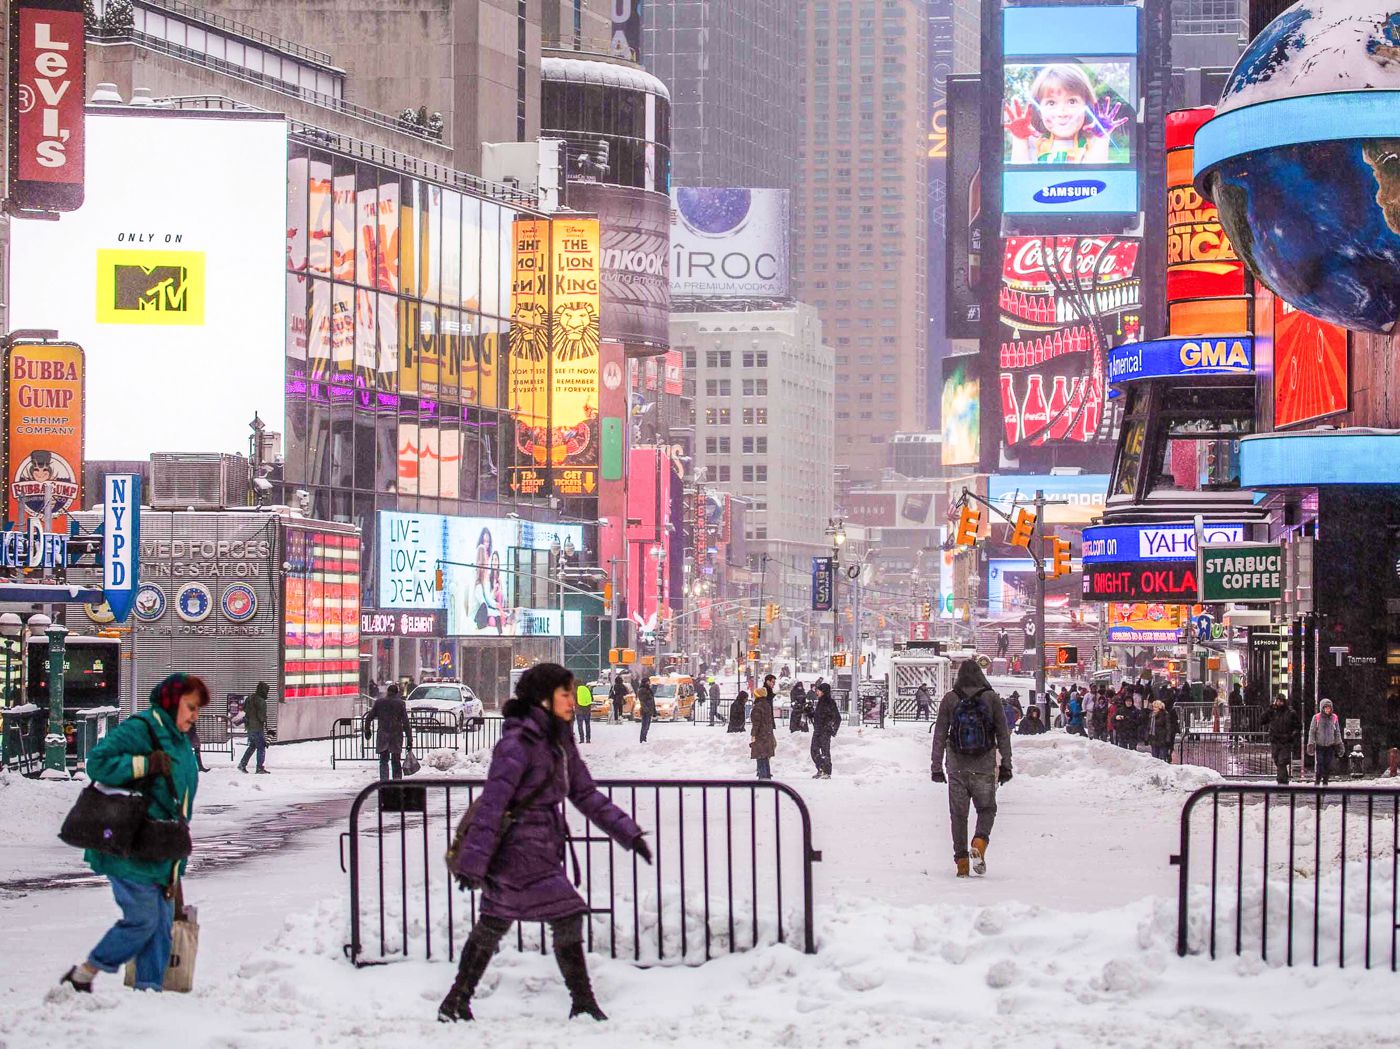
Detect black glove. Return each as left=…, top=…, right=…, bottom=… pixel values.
left=998, top=767, right=1014, bottom=785
left=634, top=836, right=653, bottom=865
left=147, top=750, right=173, bottom=778
left=455, top=873, right=485, bottom=892
left=930, top=769, right=946, bottom=784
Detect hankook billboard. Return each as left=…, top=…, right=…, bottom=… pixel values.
left=670, top=188, right=790, bottom=298
left=566, top=182, right=670, bottom=347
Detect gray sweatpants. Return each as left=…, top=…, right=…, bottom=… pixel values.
left=947, top=766, right=998, bottom=860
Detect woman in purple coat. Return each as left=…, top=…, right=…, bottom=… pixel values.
left=440, top=663, right=653, bottom=1023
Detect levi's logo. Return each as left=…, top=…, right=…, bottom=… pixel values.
left=1033, top=180, right=1107, bottom=205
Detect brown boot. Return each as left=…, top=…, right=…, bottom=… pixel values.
left=955, top=857, right=970, bottom=878
left=1388, top=749, right=1399, bottom=778
left=970, top=836, right=989, bottom=876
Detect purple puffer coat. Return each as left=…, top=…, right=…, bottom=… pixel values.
left=452, top=703, right=643, bottom=921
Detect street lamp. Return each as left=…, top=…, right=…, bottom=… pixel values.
left=41, top=618, right=68, bottom=776
left=825, top=519, right=848, bottom=718
left=0, top=613, right=21, bottom=706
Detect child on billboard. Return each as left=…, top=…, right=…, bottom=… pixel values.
left=1003, top=63, right=1129, bottom=166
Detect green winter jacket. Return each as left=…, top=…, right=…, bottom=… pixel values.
left=83, top=706, right=199, bottom=886
left=245, top=684, right=269, bottom=734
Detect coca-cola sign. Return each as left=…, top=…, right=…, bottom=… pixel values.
left=9, top=0, right=85, bottom=212
left=1002, top=237, right=1139, bottom=287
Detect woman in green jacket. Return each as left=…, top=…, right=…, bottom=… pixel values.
left=60, top=673, right=209, bottom=993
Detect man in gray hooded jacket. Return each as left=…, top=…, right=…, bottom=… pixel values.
left=930, top=659, right=1013, bottom=878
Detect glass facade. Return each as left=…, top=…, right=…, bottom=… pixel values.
left=284, top=142, right=546, bottom=599
left=540, top=73, right=671, bottom=192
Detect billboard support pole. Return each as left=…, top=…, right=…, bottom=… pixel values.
left=1033, top=489, right=1047, bottom=720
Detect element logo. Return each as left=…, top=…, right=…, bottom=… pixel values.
left=134, top=584, right=167, bottom=622
left=96, top=249, right=206, bottom=326
left=10, top=449, right=79, bottom=522
left=176, top=583, right=213, bottom=623
left=1033, top=180, right=1107, bottom=205
left=221, top=583, right=258, bottom=623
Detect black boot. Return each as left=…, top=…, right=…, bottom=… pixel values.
left=554, top=942, right=607, bottom=1020
left=437, top=940, right=494, bottom=1022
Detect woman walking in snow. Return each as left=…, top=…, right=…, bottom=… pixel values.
left=727, top=690, right=747, bottom=733
left=442, top=663, right=653, bottom=1022
left=1308, top=697, right=1344, bottom=786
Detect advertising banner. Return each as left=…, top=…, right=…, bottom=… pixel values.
left=566, top=182, right=670, bottom=347
left=811, top=557, right=834, bottom=612
left=1273, top=298, right=1348, bottom=429
left=283, top=528, right=361, bottom=700
left=1082, top=521, right=1245, bottom=564
left=9, top=0, right=85, bottom=213
left=844, top=490, right=940, bottom=529
left=1000, top=4, right=1141, bottom=222
left=997, top=236, right=1140, bottom=449
left=5, top=341, right=83, bottom=532
left=1082, top=560, right=1198, bottom=603
left=1107, top=336, right=1253, bottom=386
left=671, top=188, right=790, bottom=298
left=988, top=474, right=1108, bottom=527
left=941, top=353, right=980, bottom=465
left=508, top=216, right=602, bottom=497
left=1106, top=602, right=1191, bottom=644
left=945, top=75, right=984, bottom=339
left=610, top=0, right=643, bottom=61
left=1199, top=543, right=1283, bottom=603
left=102, top=474, right=141, bottom=623
left=1165, top=107, right=1245, bottom=317
left=9, top=111, right=286, bottom=459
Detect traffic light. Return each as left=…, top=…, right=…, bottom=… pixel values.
left=1009, top=508, right=1037, bottom=548
left=1054, top=645, right=1079, bottom=666
left=765, top=602, right=779, bottom=623
left=434, top=566, right=444, bottom=591
left=748, top=624, right=760, bottom=646
left=955, top=504, right=981, bottom=546
left=831, top=653, right=847, bottom=668
left=1048, top=536, right=1073, bottom=578
left=921, top=601, right=932, bottom=620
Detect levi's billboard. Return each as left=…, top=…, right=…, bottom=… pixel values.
left=8, top=0, right=85, bottom=212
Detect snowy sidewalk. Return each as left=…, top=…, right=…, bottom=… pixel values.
left=2, top=723, right=1395, bottom=1047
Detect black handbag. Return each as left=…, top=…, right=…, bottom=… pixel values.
left=130, top=720, right=192, bottom=863
left=58, top=782, right=149, bottom=857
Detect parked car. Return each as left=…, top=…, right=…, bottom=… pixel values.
left=650, top=676, right=697, bottom=721
left=405, top=682, right=485, bottom=728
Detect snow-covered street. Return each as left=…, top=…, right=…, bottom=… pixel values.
left=1, top=722, right=1394, bottom=1048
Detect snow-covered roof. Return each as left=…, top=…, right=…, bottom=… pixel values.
left=541, top=57, right=670, bottom=101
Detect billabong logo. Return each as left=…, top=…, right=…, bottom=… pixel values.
left=96, top=249, right=206, bottom=326
left=1033, top=180, right=1107, bottom=205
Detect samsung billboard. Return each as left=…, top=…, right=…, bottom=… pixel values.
left=670, top=188, right=790, bottom=298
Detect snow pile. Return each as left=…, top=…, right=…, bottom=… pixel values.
left=1013, top=734, right=1223, bottom=797
left=0, top=768, right=83, bottom=879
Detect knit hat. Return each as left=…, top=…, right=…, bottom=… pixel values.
left=149, top=672, right=211, bottom=713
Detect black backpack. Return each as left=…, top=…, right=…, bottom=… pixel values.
left=949, top=689, right=996, bottom=756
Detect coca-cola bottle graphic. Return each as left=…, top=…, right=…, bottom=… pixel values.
left=1046, top=375, right=1071, bottom=440
left=1021, top=373, right=1049, bottom=443
left=1080, top=374, right=1103, bottom=439
left=1001, top=373, right=1021, bottom=447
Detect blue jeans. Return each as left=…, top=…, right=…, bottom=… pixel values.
left=756, top=757, right=771, bottom=780
left=577, top=709, right=591, bottom=742
left=640, top=713, right=652, bottom=742
left=378, top=749, right=403, bottom=781
left=88, top=876, right=173, bottom=990
left=239, top=730, right=267, bottom=770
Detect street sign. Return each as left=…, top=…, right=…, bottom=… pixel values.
left=102, top=473, right=141, bottom=622
left=811, top=556, right=833, bottom=611
left=1199, top=542, right=1283, bottom=603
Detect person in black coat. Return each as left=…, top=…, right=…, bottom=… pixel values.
left=363, top=682, right=414, bottom=780
left=727, top=690, right=747, bottom=733
left=636, top=677, right=657, bottom=743
left=788, top=682, right=808, bottom=733
left=1262, top=691, right=1302, bottom=784
left=1015, top=706, right=1047, bottom=735
left=809, top=684, right=841, bottom=777
left=1113, top=697, right=1141, bottom=750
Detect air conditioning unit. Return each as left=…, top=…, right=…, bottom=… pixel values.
left=149, top=453, right=250, bottom=510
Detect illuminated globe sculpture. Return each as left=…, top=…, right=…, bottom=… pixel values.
left=1194, top=1, right=1400, bottom=332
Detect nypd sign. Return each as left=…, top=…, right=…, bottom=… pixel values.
left=1107, top=336, right=1254, bottom=386
left=102, top=474, right=141, bottom=622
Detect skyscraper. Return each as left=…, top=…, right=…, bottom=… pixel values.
left=643, top=1, right=801, bottom=189
left=793, top=0, right=929, bottom=484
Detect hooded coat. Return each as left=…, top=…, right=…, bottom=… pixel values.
left=245, top=681, right=269, bottom=734
left=727, top=693, right=746, bottom=732
left=363, top=687, right=413, bottom=754
left=750, top=689, right=777, bottom=759
left=931, top=660, right=1013, bottom=775
left=452, top=700, right=643, bottom=921
left=788, top=683, right=808, bottom=732
left=811, top=687, right=841, bottom=740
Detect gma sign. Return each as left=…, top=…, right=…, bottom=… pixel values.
left=1179, top=338, right=1251, bottom=371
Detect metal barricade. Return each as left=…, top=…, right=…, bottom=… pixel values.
left=1176, top=731, right=1276, bottom=778
left=331, top=714, right=505, bottom=768
left=193, top=713, right=235, bottom=761
left=1173, top=784, right=1400, bottom=970
left=343, top=778, right=821, bottom=967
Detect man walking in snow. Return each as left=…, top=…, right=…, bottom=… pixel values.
left=930, top=659, right=1013, bottom=878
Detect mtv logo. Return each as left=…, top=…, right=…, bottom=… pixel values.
left=114, top=266, right=190, bottom=313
